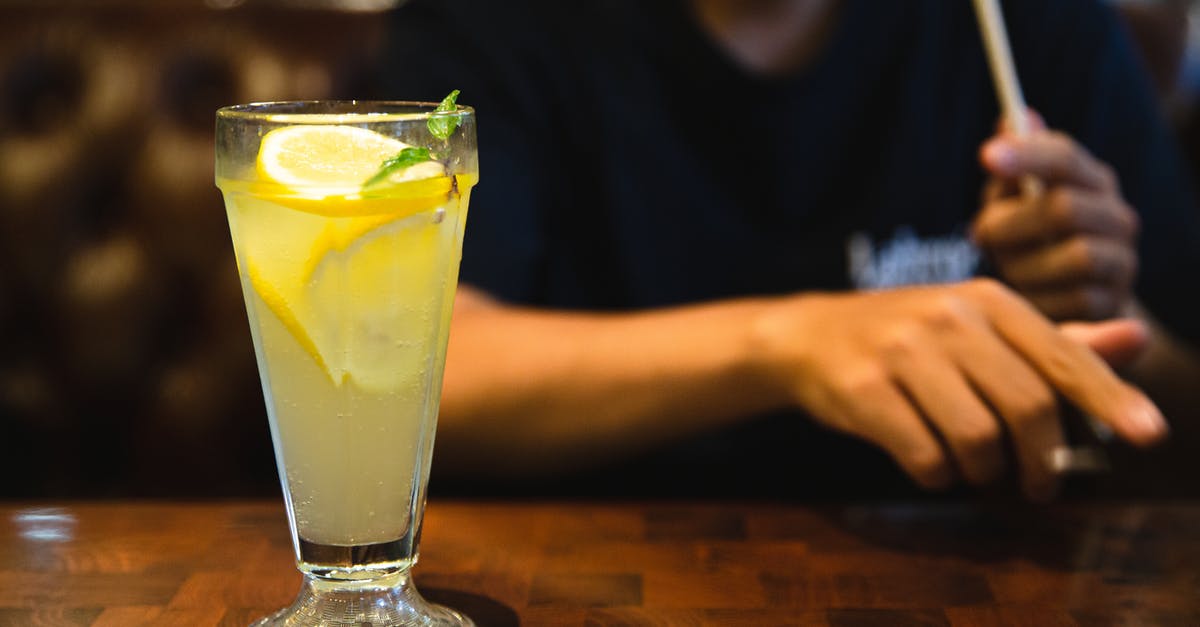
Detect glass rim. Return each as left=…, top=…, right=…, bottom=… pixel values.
left=215, top=100, right=475, bottom=123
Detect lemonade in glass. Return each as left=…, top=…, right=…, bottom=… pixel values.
left=216, top=98, right=476, bottom=626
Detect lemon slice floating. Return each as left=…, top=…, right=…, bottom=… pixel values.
left=247, top=125, right=451, bottom=217
left=237, top=124, right=459, bottom=389
left=257, top=125, right=444, bottom=192
left=307, top=212, right=445, bottom=391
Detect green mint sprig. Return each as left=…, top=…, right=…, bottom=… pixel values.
left=427, top=89, right=462, bottom=140
left=361, top=90, right=461, bottom=191
left=362, top=147, right=432, bottom=190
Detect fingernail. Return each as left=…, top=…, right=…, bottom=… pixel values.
left=1131, top=402, right=1168, bottom=440
left=984, top=142, right=1016, bottom=172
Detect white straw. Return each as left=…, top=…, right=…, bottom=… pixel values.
left=972, top=0, right=1043, bottom=198
left=971, top=0, right=1030, bottom=136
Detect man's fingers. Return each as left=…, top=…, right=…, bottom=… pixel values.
left=1023, top=286, right=1125, bottom=321
left=974, top=189, right=1139, bottom=249
left=995, top=236, right=1138, bottom=289
left=964, top=278, right=1167, bottom=447
left=1006, top=397, right=1066, bottom=501
left=886, top=334, right=1006, bottom=486
left=1043, top=188, right=1139, bottom=242
left=981, top=131, right=1117, bottom=192
left=982, top=177, right=1018, bottom=203
left=944, top=306, right=1063, bottom=500
left=1059, top=319, right=1149, bottom=369
left=972, top=196, right=1035, bottom=246
left=840, top=376, right=954, bottom=491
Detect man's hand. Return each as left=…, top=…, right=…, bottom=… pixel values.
left=973, top=124, right=1140, bottom=321
left=752, top=279, right=1166, bottom=500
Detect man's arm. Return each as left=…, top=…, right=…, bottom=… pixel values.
left=437, top=286, right=780, bottom=477
left=437, top=280, right=1166, bottom=499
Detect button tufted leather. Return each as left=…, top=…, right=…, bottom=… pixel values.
left=0, top=4, right=388, bottom=497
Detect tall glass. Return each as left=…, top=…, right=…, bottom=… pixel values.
left=215, top=101, right=476, bottom=626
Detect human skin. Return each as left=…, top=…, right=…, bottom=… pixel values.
left=974, top=114, right=1139, bottom=321
left=440, top=282, right=1165, bottom=500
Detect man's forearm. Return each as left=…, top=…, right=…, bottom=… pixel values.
left=436, top=288, right=784, bottom=477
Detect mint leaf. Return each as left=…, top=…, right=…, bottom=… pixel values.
left=427, top=89, right=462, bottom=140
left=362, top=147, right=432, bottom=190
left=359, top=91, right=461, bottom=190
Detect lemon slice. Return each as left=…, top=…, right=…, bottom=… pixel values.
left=307, top=211, right=450, bottom=391
left=258, top=125, right=406, bottom=194
left=246, top=260, right=331, bottom=378
left=242, top=203, right=452, bottom=391
left=249, top=125, right=451, bottom=217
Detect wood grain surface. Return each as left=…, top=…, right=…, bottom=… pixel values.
left=1, top=500, right=1198, bottom=626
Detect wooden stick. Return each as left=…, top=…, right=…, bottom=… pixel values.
left=972, top=0, right=1031, bottom=136
left=972, top=0, right=1043, bottom=198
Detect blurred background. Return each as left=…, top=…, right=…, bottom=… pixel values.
left=0, top=0, right=392, bottom=497
left=0, top=0, right=1197, bottom=499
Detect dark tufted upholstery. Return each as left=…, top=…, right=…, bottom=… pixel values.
left=0, top=2, right=389, bottom=497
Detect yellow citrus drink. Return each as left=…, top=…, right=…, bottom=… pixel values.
left=221, top=172, right=474, bottom=548
left=216, top=102, right=477, bottom=611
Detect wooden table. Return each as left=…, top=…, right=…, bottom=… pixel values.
left=2, top=500, right=1197, bottom=626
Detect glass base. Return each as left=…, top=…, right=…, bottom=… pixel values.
left=252, top=569, right=473, bottom=627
